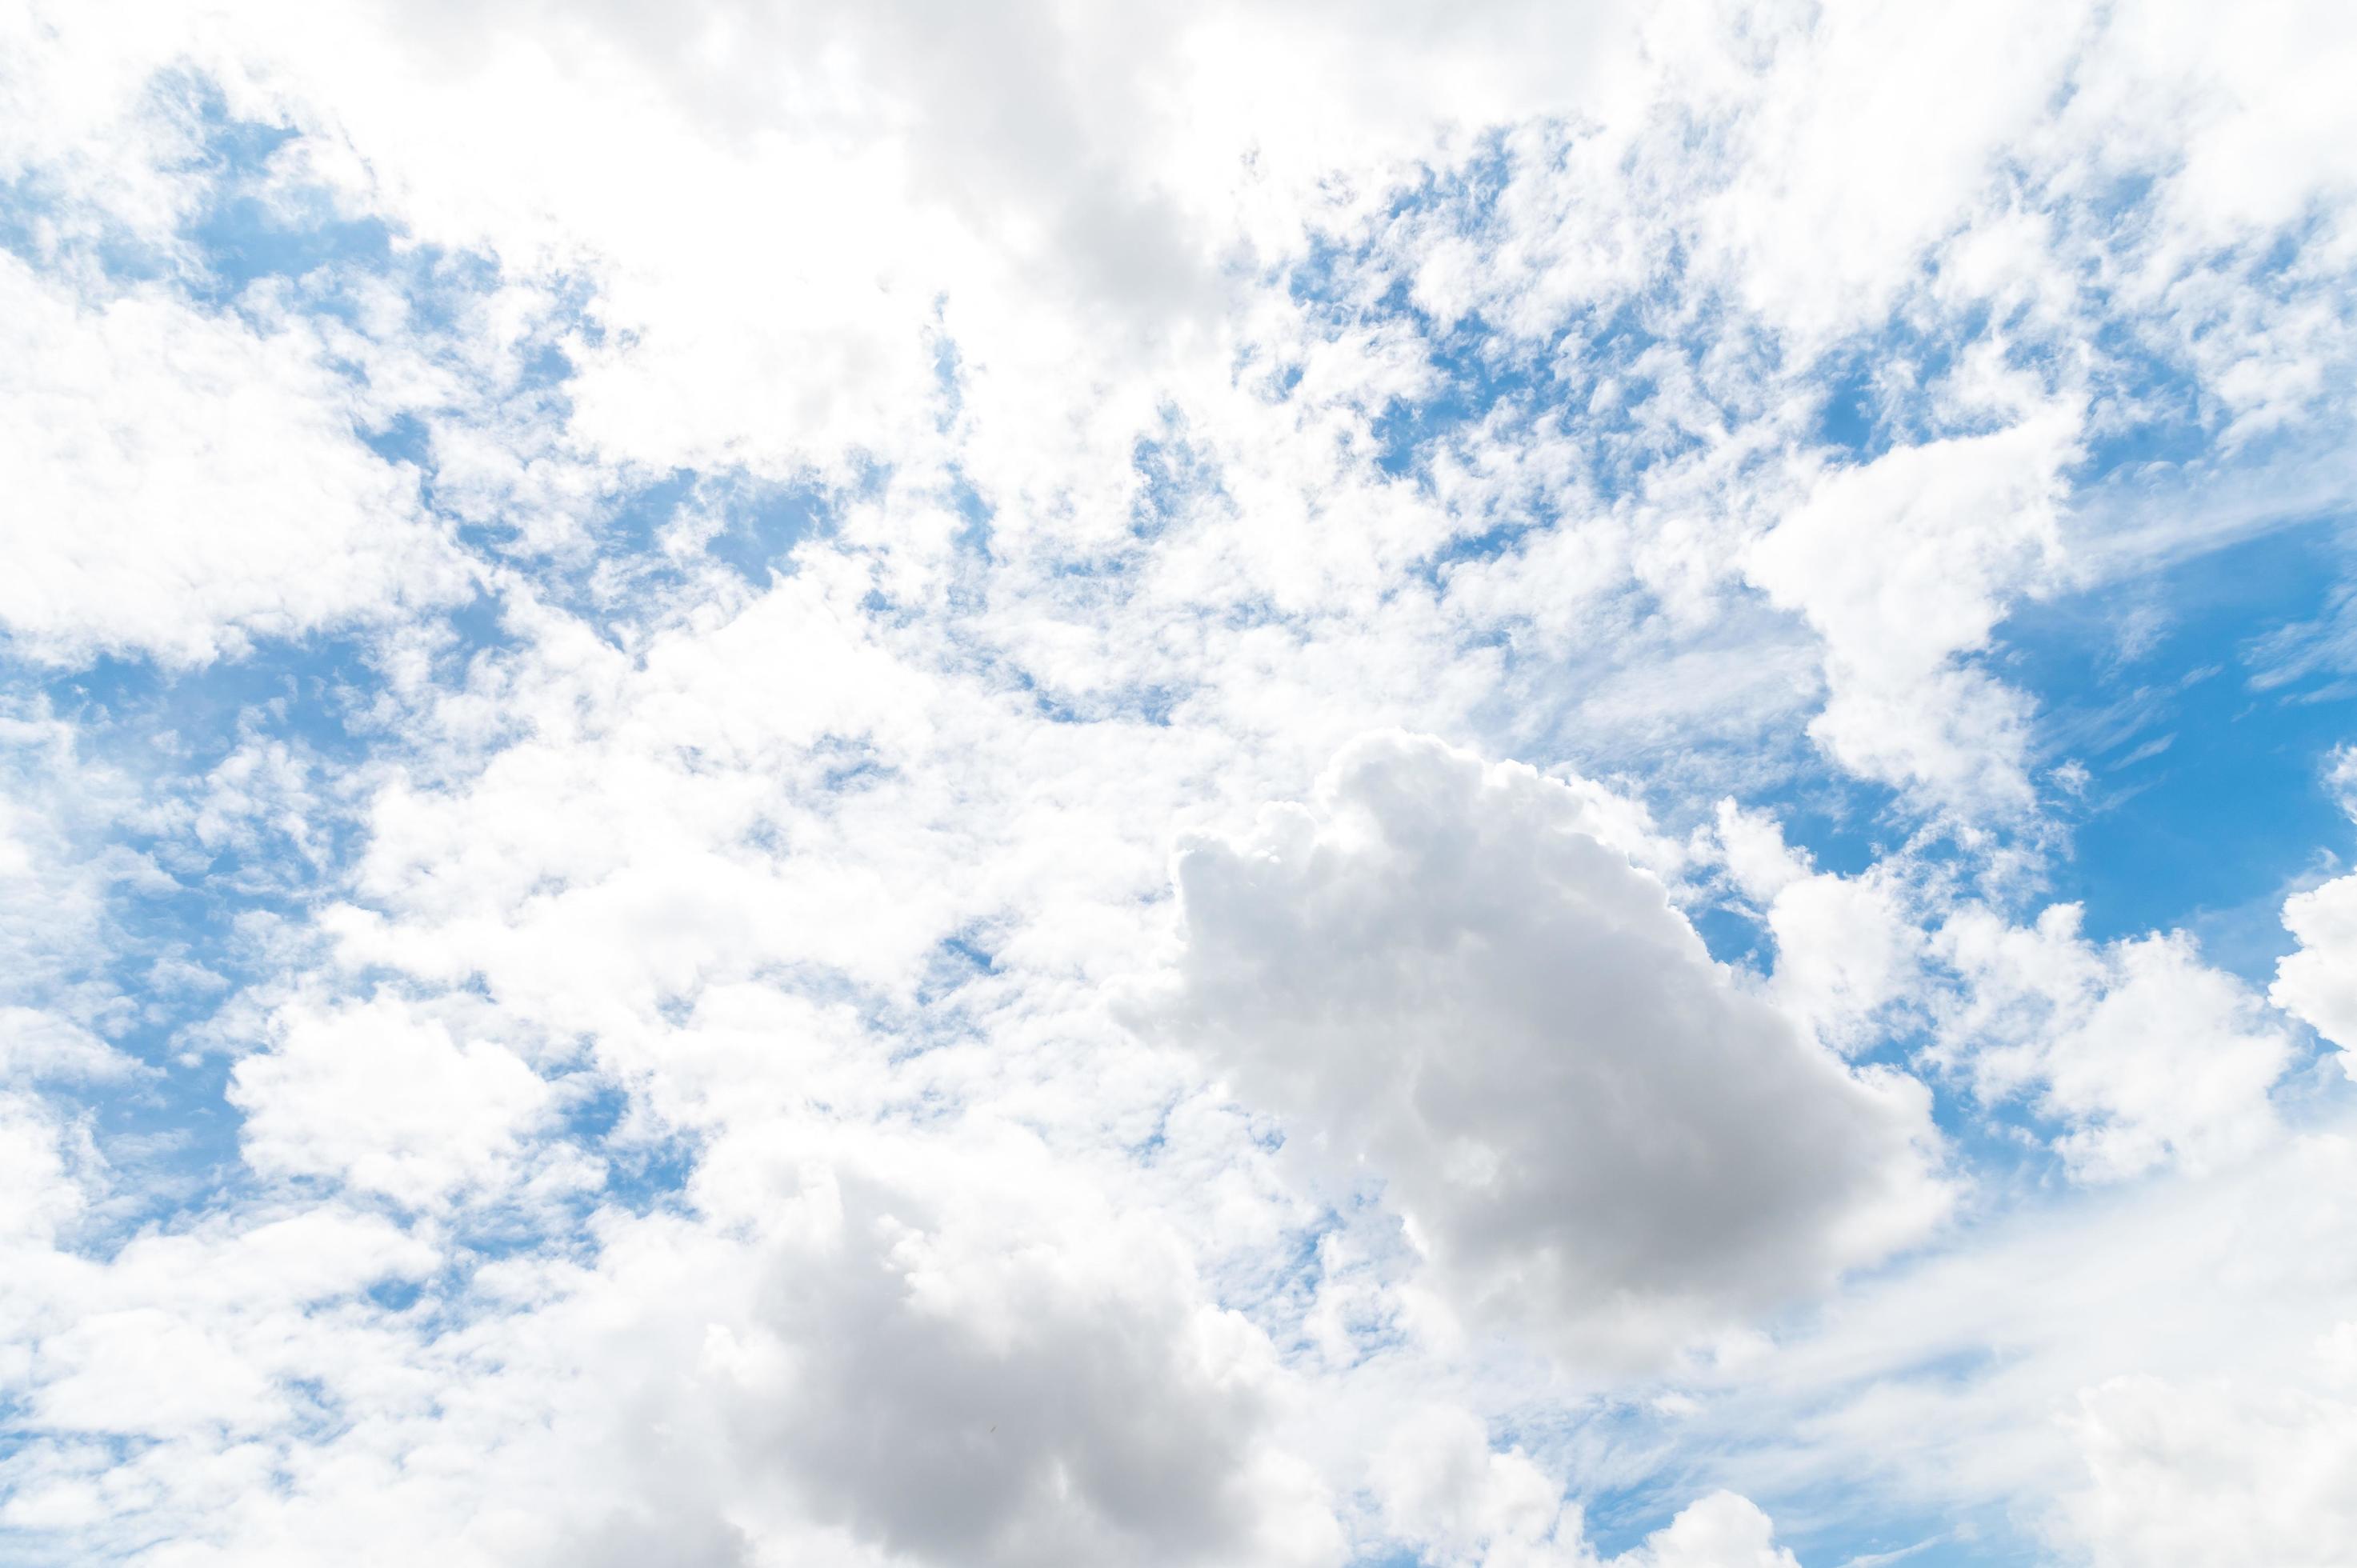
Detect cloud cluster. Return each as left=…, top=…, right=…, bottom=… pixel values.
left=3, top=0, right=2356, bottom=1562
left=1937, top=906, right=2295, bottom=1180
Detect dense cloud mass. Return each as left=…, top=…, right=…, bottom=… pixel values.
left=4, top=0, right=2357, bottom=1563
left=1169, top=735, right=1947, bottom=1358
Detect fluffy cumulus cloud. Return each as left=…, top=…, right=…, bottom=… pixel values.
left=1712, top=800, right=1922, bottom=1054
left=1167, top=734, right=1947, bottom=1359
left=2275, top=875, right=2357, bottom=1059
left=4, top=0, right=2357, bottom=1562
left=1744, top=408, right=2079, bottom=812
left=2273, top=748, right=2357, bottom=1064
left=712, top=1160, right=1338, bottom=1568
left=1936, top=906, right=2296, bottom=1181
left=228, top=996, right=562, bottom=1208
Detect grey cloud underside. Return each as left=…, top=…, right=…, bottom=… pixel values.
left=1166, top=734, right=1947, bottom=1358
left=511, top=1152, right=1331, bottom=1568
left=743, top=1180, right=1279, bottom=1566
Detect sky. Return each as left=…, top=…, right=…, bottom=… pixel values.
left=2, top=1, right=2356, bottom=1563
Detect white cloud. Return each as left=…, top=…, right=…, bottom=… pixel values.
left=1371, top=1409, right=1805, bottom=1568
left=1615, top=1492, right=1802, bottom=1568
left=2059, top=1342, right=2357, bottom=1568
left=1368, top=1407, right=1806, bottom=1568
left=0, top=254, right=464, bottom=666
left=5, top=1204, right=437, bottom=1486
left=1713, top=802, right=1923, bottom=1054
left=1695, top=0, right=2091, bottom=349
left=2272, top=752, right=2357, bottom=1062
left=0, top=1006, right=137, bottom=1083
left=1935, top=905, right=2295, bottom=1180
left=34, top=1123, right=1344, bottom=1567
left=1745, top=409, right=2080, bottom=812
left=2275, top=873, right=2357, bottom=1063
left=1369, top=1409, right=1594, bottom=1567
left=1166, top=733, right=1949, bottom=1362
left=0, top=1092, right=92, bottom=1244
left=1647, top=1122, right=2357, bottom=1550
left=229, top=995, right=559, bottom=1208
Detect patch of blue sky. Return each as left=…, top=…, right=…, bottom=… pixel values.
left=1811, top=351, right=1887, bottom=458
left=1289, top=191, right=1658, bottom=413
left=182, top=172, right=394, bottom=309
left=1313, top=104, right=2344, bottom=566
left=1290, top=285, right=1771, bottom=589
left=81, top=1051, right=249, bottom=1232
left=1815, top=197, right=2296, bottom=472
left=1344, top=1549, right=1425, bottom=1568
left=74, top=1045, right=669, bottom=1289
left=162, top=90, right=426, bottom=323
left=3, top=645, right=373, bottom=1229
left=185, top=173, right=586, bottom=462
left=24, top=667, right=366, bottom=1013
left=926, top=302, right=965, bottom=432
left=1279, top=226, right=1362, bottom=314
left=1687, top=902, right=1777, bottom=975
left=2254, top=578, right=2357, bottom=702
left=108, top=89, right=622, bottom=522
left=698, top=476, right=838, bottom=589
left=2, top=79, right=647, bottom=661
left=1029, top=670, right=1186, bottom=727
left=923, top=930, right=998, bottom=984
left=1803, top=300, right=2015, bottom=458
left=582, top=466, right=698, bottom=562
left=1235, top=1208, right=1421, bottom=1382
left=1130, top=410, right=1227, bottom=541
left=0, top=595, right=582, bottom=1244
left=1394, top=130, right=1522, bottom=227
left=1364, top=303, right=1528, bottom=470
left=1578, top=1489, right=1999, bottom=1568
left=1767, top=1512, right=2032, bottom=1568
left=486, top=463, right=858, bottom=650
left=920, top=542, right=1195, bottom=720
left=0, top=82, right=330, bottom=298
left=914, top=465, right=999, bottom=608
left=583, top=1129, right=704, bottom=1222
left=1280, top=134, right=1513, bottom=318
left=34, top=626, right=404, bottom=771
left=1537, top=1346, right=2041, bottom=1567
left=2075, top=330, right=2216, bottom=471
left=1659, top=792, right=2089, bottom=1179
left=0, top=171, right=98, bottom=275
left=1999, top=514, right=2357, bottom=980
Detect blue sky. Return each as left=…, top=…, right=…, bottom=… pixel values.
left=3, top=3, right=2357, bottom=1565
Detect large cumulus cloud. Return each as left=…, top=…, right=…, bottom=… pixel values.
left=1165, top=733, right=1951, bottom=1360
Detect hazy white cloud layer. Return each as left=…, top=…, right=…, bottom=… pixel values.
left=3, top=0, right=2356, bottom=1563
